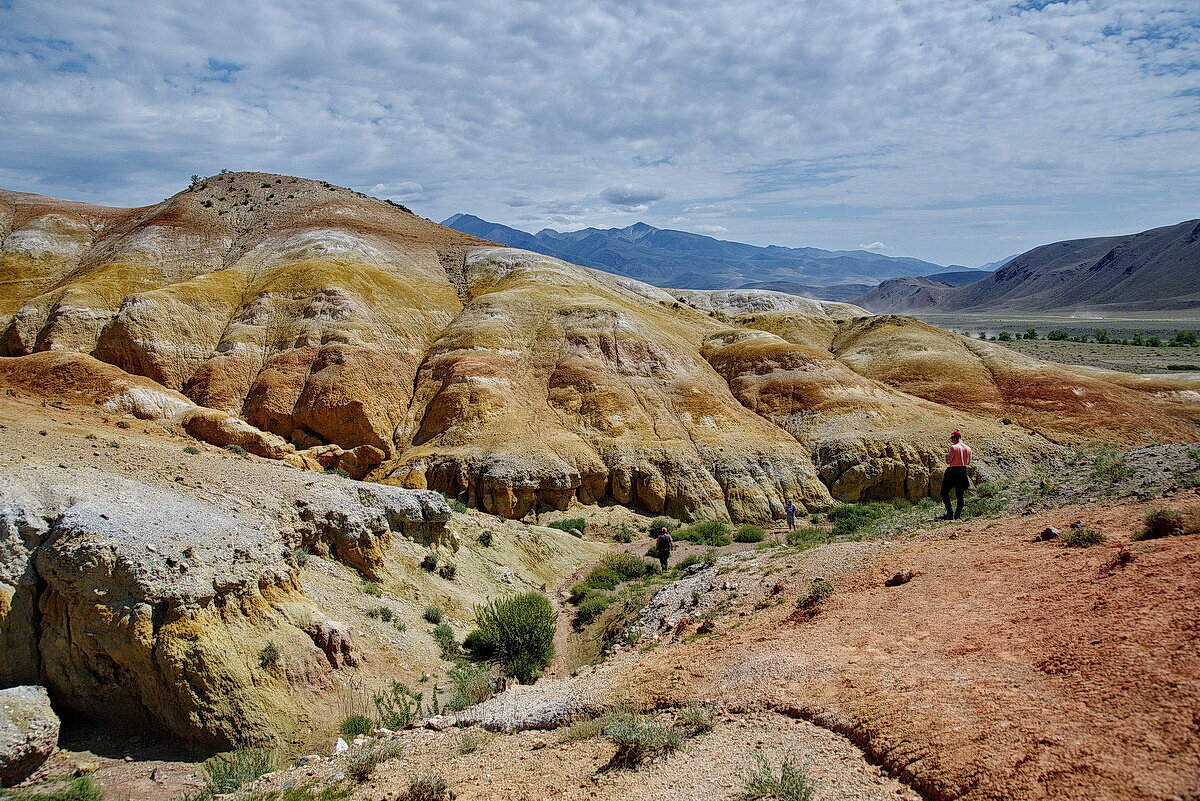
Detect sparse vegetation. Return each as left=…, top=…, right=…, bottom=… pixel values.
left=84, top=433, right=98, bottom=440
left=344, top=739, right=404, bottom=782
left=675, top=702, right=714, bottom=735
left=400, top=773, right=449, bottom=801
left=827, top=502, right=893, bottom=538
left=602, top=713, right=684, bottom=767
left=676, top=520, right=732, bottom=546
left=0, top=776, right=104, bottom=801
left=1061, top=528, right=1106, bottom=548
left=115, top=420, right=132, bottom=429
left=735, top=524, right=765, bottom=543
left=361, top=579, right=382, bottom=597
left=183, top=445, right=201, bottom=454
left=1137, top=508, right=1198, bottom=539
left=291, top=546, right=310, bottom=567
left=477, top=530, right=494, bottom=546
left=437, top=561, right=457, bottom=580
left=1090, top=444, right=1134, bottom=483
left=433, top=623, right=458, bottom=658
left=224, top=444, right=249, bottom=456
left=797, top=578, right=834, bottom=610
left=203, top=748, right=276, bottom=794
left=339, top=713, right=374, bottom=739
left=323, top=467, right=350, bottom=478
left=374, top=681, right=433, bottom=729
left=464, top=592, right=555, bottom=683
left=446, top=661, right=494, bottom=710
left=441, top=494, right=468, bottom=513
left=420, top=553, right=439, bottom=571
left=787, top=527, right=827, bottom=548
left=258, top=642, right=280, bottom=669
left=742, top=755, right=817, bottom=801
left=423, top=606, right=443, bottom=624
left=546, top=517, right=586, bottom=533
left=649, top=516, right=680, bottom=532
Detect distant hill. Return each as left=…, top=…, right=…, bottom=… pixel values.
left=924, top=270, right=992, bottom=287
left=735, top=281, right=873, bottom=302
left=442, top=214, right=945, bottom=289
left=942, top=219, right=1200, bottom=311
left=855, top=221, right=1200, bottom=313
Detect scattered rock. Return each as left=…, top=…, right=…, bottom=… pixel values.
left=0, top=686, right=60, bottom=787
left=1070, top=520, right=1086, bottom=529
left=332, top=738, right=349, bottom=756
left=1036, top=526, right=1062, bottom=541
left=884, top=569, right=914, bottom=587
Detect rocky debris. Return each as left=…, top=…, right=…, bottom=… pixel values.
left=1035, top=526, right=1061, bottom=541
left=454, top=677, right=609, bottom=732
left=884, top=569, right=914, bottom=586
left=0, top=686, right=59, bottom=786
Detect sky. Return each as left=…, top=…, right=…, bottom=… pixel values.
left=1, top=0, right=1198, bottom=267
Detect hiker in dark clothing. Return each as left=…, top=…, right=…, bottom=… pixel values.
left=651, top=525, right=673, bottom=571
left=940, top=430, right=973, bottom=520
left=784, top=499, right=798, bottom=532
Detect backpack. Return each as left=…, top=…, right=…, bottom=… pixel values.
left=655, top=532, right=673, bottom=552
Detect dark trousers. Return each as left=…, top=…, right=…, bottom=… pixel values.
left=658, top=550, right=670, bottom=571
left=941, top=466, right=969, bottom=518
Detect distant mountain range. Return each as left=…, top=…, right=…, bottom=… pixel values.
left=853, top=219, right=1200, bottom=313
left=442, top=214, right=957, bottom=290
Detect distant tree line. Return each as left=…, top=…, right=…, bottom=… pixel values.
left=969, top=329, right=1198, bottom=347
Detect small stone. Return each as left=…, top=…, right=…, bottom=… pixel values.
left=58, top=462, right=68, bottom=469
left=294, top=755, right=323, bottom=767
left=1035, top=526, right=1061, bottom=541
left=884, top=569, right=914, bottom=587
left=332, top=738, right=349, bottom=755
left=530, top=738, right=548, bottom=750
left=1070, top=520, right=1085, bottom=529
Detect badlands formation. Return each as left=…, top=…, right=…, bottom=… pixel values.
left=0, top=173, right=1198, bottom=798
left=2, top=173, right=1198, bottom=523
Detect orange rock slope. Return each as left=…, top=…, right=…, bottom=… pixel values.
left=2, top=174, right=1198, bottom=520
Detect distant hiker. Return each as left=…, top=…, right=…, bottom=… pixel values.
left=651, top=525, right=673, bottom=571
left=785, top=499, right=798, bottom=532
left=940, top=430, right=973, bottom=520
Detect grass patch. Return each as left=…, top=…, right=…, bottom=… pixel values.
left=786, top=527, right=827, bottom=548
left=1061, top=528, right=1106, bottom=548
left=742, top=756, right=817, bottom=801
left=446, top=661, right=494, bottom=710
left=1090, top=444, right=1134, bottom=483
left=600, top=551, right=655, bottom=580
left=344, top=739, right=405, bottom=783
left=203, top=748, right=275, bottom=794
left=423, top=606, right=443, bottom=624
left=373, top=681, right=434, bottom=729
left=340, top=714, right=374, bottom=738
left=361, top=580, right=382, bottom=597
left=224, top=444, right=249, bottom=456
left=433, top=623, right=458, bottom=658
left=602, top=713, right=684, bottom=768
left=827, top=502, right=893, bottom=538
left=676, top=520, right=731, bottom=546
left=0, top=777, right=104, bottom=801
left=674, top=702, right=714, bottom=735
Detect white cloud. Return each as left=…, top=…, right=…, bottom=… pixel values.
left=696, top=224, right=729, bottom=235
left=857, top=241, right=892, bottom=251
left=0, top=0, right=1197, bottom=265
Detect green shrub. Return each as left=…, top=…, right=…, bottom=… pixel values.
left=423, top=606, right=443, bottom=624
left=420, top=553, right=439, bottom=572
left=734, top=524, right=765, bottom=543
left=449, top=499, right=467, bottom=513
left=203, top=748, right=275, bottom=794
left=797, top=578, right=834, bottom=610
left=602, top=713, right=684, bottom=767
left=575, top=592, right=613, bottom=625
left=827, top=503, right=892, bottom=538
left=583, top=566, right=621, bottom=591
left=373, top=681, right=429, bottom=729
left=344, top=739, right=404, bottom=783
left=115, top=420, right=132, bottom=429
left=1061, top=528, right=1106, bottom=548
left=340, top=714, right=374, bottom=738
left=361, top=580, right=382, bottom=597
left=614, top=524, right=634, bottom=543
left=464, top=592, right=555, bottom=683
left=401, top=773, right=448, bottom=801
left=224, top=444, right=249, bottom=456
left=477, top=530, right=494, bottom=547
left=291, top=547, right=310, bottom=567
left=600, top=551, right=654, bottom=580
left=433, top=623, right=458, bottom=658
left=323, top=468, right=350, bottom=478
left=702, top=547, right=718, bottom=565
left=787, top=527, right=827, bottom=547
left=0, top=776, right=104, bottom=801
left=240, top=783, right=351, bottom=801
left=438, top=561, right=457, bottom=580
left=649, top=516, right=680, bottom=532
left=546, top=517, right=586, bottom=533
left=182, top=445, right=201, bottom=454
left=742, top=756, right=817, bottom=801
left=679, top=521, right=731, bottom=546
left=366, top=606, right=394, bottom=622
left=673, top=554, right=704, bottom=572
left=674, top=702, right=714, bottom=735
left=446, top=661, right=494, bottom=710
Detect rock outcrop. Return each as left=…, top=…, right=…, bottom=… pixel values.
left=3, top=175, right=1198, bottom=520
left=0, top=685, right=59, bottom=786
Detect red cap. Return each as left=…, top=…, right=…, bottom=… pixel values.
left=950, top=430, right=962, bottom=438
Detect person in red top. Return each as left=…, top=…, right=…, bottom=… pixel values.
left=940, top=430, right=973, bottom=520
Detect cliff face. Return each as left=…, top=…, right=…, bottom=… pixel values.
left=3, top=174, right=1198, bottom=522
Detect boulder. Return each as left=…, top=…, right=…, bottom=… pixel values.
left=885, top=569, right=914, bottom=587
left=0, top=686, right=59, bottom=786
